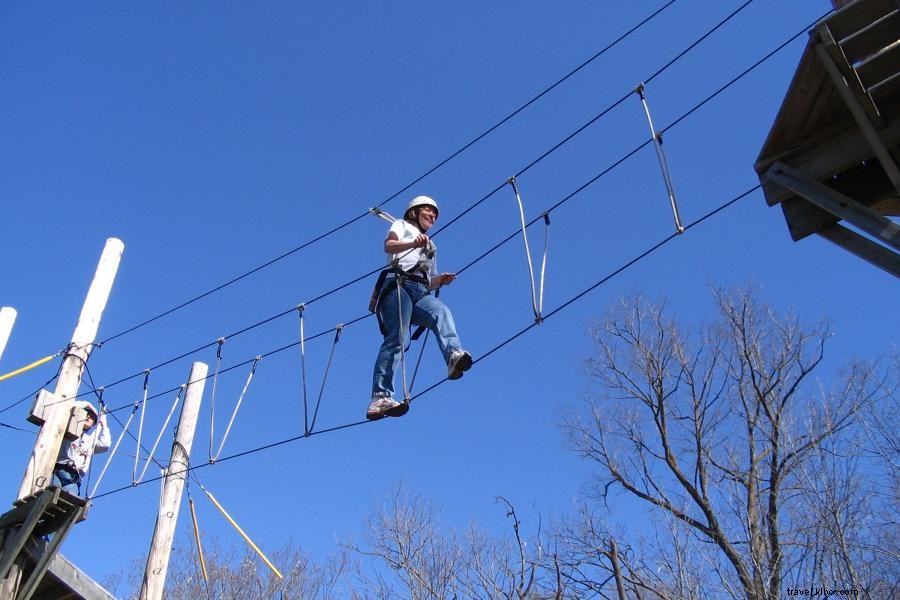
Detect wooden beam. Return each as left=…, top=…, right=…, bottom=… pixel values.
left=45, top=553, right=116, bottom=600
left=768, top=161, right=900, bottom=249
left=818, top=223, right=900, bottom=276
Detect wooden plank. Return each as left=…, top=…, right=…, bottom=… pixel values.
left=815, top=38, right=900, bottom=189
left=858, top=40, right=900, bottom=91
left=768, top=161, right=900, bottom=249
left=818, top=223, right=900, bottom=277
left=839, top=9, right=900, bottom=62
left=28, top=391, right=85, bottom=441
left=817, top=23, right=883, bottom=124
left=756, top=39, right=850, bottom=165
left=826, top=0, right=896, bottom=41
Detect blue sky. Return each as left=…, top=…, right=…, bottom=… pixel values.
left=2, top=0, right=897, bottom=588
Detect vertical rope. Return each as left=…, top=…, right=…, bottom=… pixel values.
left=135, top=385, right=184, bottom=484
left=89, top=400, right=138, bottom=499
left=395, top=278, right=410, bottom=402
left=508, top=176, right=549, bottom=322
left=208, top=339, right=224, bottom=463
left=297, top=305, right=310, bottom=434
left=133, top=371, right=150, bottom=485
left=210, top=357, right=260, bottom=462
left=308, top=326, right=342, bottom=434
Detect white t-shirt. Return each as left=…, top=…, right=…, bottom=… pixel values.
left=386, top=219, right=437, bottom=280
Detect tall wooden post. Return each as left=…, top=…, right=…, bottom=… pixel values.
left=0, top=307, right=17, bottom=362
left=140, top=361, right=208, bottom=600
left=1, top=238, right=123, bottom=600
left=17, top=238, right=125, bottom=500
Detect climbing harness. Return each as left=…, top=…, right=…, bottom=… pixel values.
left=508, top=176, right=550, bottom=323
left=297, top=305, right=343, bottom=435
left=635, top=83, right=685, bottom=234
left=367, top=207, right=440, bottom=407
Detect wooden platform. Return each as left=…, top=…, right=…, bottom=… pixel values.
left=0, top=487, right=112, bottom=600
left=755, top=0, right=900, bottom=275
left=1, top=487, right=88, bottom=537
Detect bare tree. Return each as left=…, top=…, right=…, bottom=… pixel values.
left=562, top=288, right=896, bottom=600
left=109, top=534, right=349, bottom=600
left=349, top=486, right=563, bottom=599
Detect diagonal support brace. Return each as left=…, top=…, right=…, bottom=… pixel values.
left=767, top=161, right=900, bottom=252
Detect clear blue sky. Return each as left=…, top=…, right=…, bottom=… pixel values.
left=2, top=0, right=897, bottom=588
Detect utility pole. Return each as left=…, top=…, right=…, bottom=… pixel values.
left=0, top=307, right=17, bottom=362
left=18, top=238, right=125, bottom=500
left=0, top=238, right=123, bottom=600
left=140, top=361, right=208, bottom=600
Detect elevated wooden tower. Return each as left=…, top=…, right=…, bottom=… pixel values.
left=755, top=0, right=900, bottom=276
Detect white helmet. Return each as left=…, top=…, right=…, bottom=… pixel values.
left=404, top=195, right=439, bottom=220
left=76, top=400, right=99, bottom=420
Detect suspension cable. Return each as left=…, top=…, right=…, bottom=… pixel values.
left=96, top=1, right=680, bottom=348
left=47, top=8, right=824, bottom=421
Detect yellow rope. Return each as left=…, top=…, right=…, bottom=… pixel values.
left=203, top=488, right=284, bottom=579
left=0, top=354, right=56, bottom=382
left=189, top=498, right=209, bottom=582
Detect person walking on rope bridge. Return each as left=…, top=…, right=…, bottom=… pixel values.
left=52, top=400, right=110, bottom=495
left=369, top=195, right=472, bottom=420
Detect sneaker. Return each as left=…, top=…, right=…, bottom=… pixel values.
left=366, top=397, right=408, bottom=420
left=447, top=350, right=473, bottom=380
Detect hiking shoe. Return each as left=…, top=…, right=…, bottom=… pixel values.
left=366, top=397, right=408, bottom=420
left=447, top=350, right=473, bottom=380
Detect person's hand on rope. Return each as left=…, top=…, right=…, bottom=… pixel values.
left=435, top=273, right=456, bottom=287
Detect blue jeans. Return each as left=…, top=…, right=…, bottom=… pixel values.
left=52, top=467, right=81, bottom=496
left=372, top=277, right=463, bottom=399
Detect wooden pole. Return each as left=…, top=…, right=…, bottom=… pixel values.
left=1, top=239, right=123, bottom=600
left=0, top=307, right=17, bottom=362
left=17, top=238, right=125, bottom=500
left=140, top=361, right=208, bottom=600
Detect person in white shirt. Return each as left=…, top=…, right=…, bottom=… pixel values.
left=368, top=196, right=472, bottom=420
left=52, top=400, right=111, bottom=496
